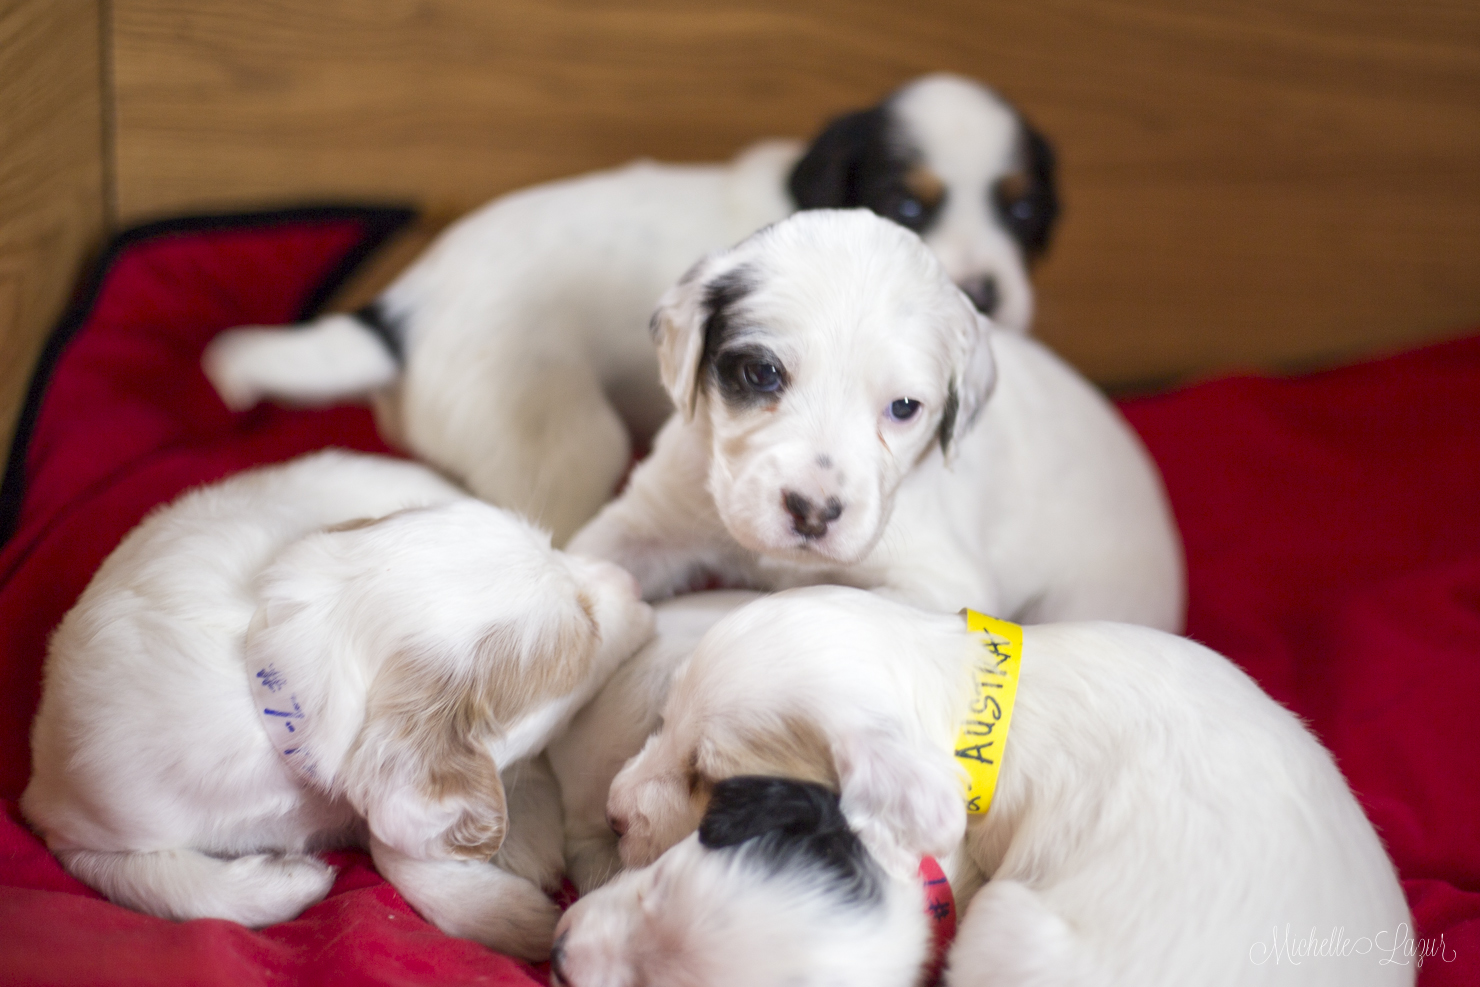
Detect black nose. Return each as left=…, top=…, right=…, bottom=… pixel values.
left=550, top=931, right=569, bottom=984
left=961, top=276, right=999, bottom=316
left=783, top=491, right=843, bottom=539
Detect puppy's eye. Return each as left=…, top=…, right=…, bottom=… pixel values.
left=897, top=198, right=923, bottom=221
left=742, top=361, right=782, bottom=392
left=887, top=398, right=921, bottom=422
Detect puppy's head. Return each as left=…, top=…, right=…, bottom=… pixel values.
left=652, top=210, right=996, bottom=566
left=253, top=500, right=654, bottom=862
left=553, top=777, right=929, bottom=987
left=607, top=587, right=967, bottom=878
left=789, top=73, right=1058, bottom=333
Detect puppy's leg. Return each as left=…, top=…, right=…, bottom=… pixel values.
left=490, top=755, right=565, bottom=894
left=57, top=847, right=335, bottom=927
left=201, top=314, right=399, bottom=411
left=946, top=879, right=1108, bottom=987
left=371, top=837, right=560, bottom=960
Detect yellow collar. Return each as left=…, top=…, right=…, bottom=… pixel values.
left=954, top=610, right=1024, bottom=816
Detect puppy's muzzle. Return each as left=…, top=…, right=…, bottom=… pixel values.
left=959, top=275, right=999, bottom=317
left=783, top=491, right=843, bottom=540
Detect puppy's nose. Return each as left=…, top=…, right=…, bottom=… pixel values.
left=783, top=491, right=844, bottom=539
left=961, top=275, right=999, bottom=316
left=606, top=810, right=627, bottom=838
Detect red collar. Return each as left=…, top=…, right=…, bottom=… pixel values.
left=918, top=857, right=957, bottom=986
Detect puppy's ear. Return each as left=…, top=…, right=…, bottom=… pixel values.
left=787, top=106, right=888, bottom=209
left=939, top=308, right=998, bottom=460
left=350, top=654, right=509, bottom=862
left=833, top=727, right=966, bottom=879
left=651, top=256, right=753, bottom=419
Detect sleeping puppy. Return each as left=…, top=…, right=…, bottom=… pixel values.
left=552, top=776, right=929, bottom=987
left=568, top=209, right=1185, bottom=627
left=202, top=74, right=1057, bottom=544
left=568, top=586, right=1412, bottom=987
left=545, top=589, right=762, bottom=894
left=21, top=450, right=655, bottom=960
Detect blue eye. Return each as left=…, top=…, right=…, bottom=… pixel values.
left=898, top=198, right=922, bottom=220
left=743, top=361, right=782, bottom=392
left=888, top=398, right=921, bottom=421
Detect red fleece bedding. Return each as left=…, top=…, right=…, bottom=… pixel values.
left=0, top=210, right=1474, bottom=985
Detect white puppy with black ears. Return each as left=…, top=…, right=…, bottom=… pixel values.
left=561, top=586, right=1411, bottom=987
left=202, top=74, right=1056, bottom=544
left=569, top=209, right=1184, bottom=626
left=21, top=450, right=655, bottom=959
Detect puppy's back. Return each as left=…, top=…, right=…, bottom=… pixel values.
left=23, top=451, right=466, bottom=852
left=988, top=621, right=1411, bottom=986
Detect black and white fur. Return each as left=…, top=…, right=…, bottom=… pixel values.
left=202, top=74, right=1058, bottom=544
left=568, top=209, right=1184, bottom=625
left=578, top=586, right=1412, bottom=987
left=552, top=776, right=927, bottom=987
left=546, top=589, right=762, bottom=894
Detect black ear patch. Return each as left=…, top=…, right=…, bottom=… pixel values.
left=937, top=380, right=960, bottom=456
left=697, top=267, right=756, bottom=378
left=788, top=106, right=943, bottom=235
left=993, top=120, right=1060, bottom=261
left=699, top=776, right=880, bottom=904
left=787, top=107, right=888, bottom=211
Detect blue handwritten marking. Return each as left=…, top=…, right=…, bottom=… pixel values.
left=928, top=899, right=953, bottom=920
left=263, top=694, right=304, bottom=728
left=255, top=665, right=287, bottom=693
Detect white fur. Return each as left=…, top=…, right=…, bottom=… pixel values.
left=22, top=451, right=655, bottom=959
left=553, top=827, right=929, bottom=987
left=545, top=589, right=762, bottom=894
left=590, top=587, right=1412, bottom=987
left=569, top=210, right=1184, bottom=626
left=201, top=75, right=1043, bottom=544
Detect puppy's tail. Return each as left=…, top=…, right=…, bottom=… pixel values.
left=201, top=308, right=402, bottom=411
left=57, top=847, right=336, bottom=927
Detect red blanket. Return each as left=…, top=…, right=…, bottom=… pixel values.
left=0, top=210, right=1474, bottom=984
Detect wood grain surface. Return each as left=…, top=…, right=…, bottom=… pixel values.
left=15, top=0, right=1480, bottom=402
left=0, top=0, right=108, bottom=463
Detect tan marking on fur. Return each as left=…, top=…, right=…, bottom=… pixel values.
left=698, top=713, right=840, bottom=790
left=904, top=166, right=946, bottom=210
left=478, top=598, right=599, bottom=725
left=994, top=171, right=1030, bottom=206
left=323, top=516, right=383, bottom=534
left=352, top=595, right=600, bottom=860
left=357, top=658, right=509, bottom=858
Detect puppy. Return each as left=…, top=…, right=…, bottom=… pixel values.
left=21, top=450, right=655, bottom=959
left=202, top=74, right=1057, bottom=543
left=568, top=586, right=1412, bottom=986
left=568, top=209, right=1185, bottom=626
left=545, top=589, right=762, bottom=894
left=552, top=776, right=929, bottom=987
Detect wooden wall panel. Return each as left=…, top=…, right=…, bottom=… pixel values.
left=0, top=0, right=108, bottom=462
left=103, top=0, right=1480, bottom=386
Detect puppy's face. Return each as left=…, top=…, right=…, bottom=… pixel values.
left=607, top=587, right=969, bottom=878
left=789, top=73, right=1058, bottom=334
left=652, top=210, right=995, bottom=567
left=553, top=778, right=928, bottom=987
